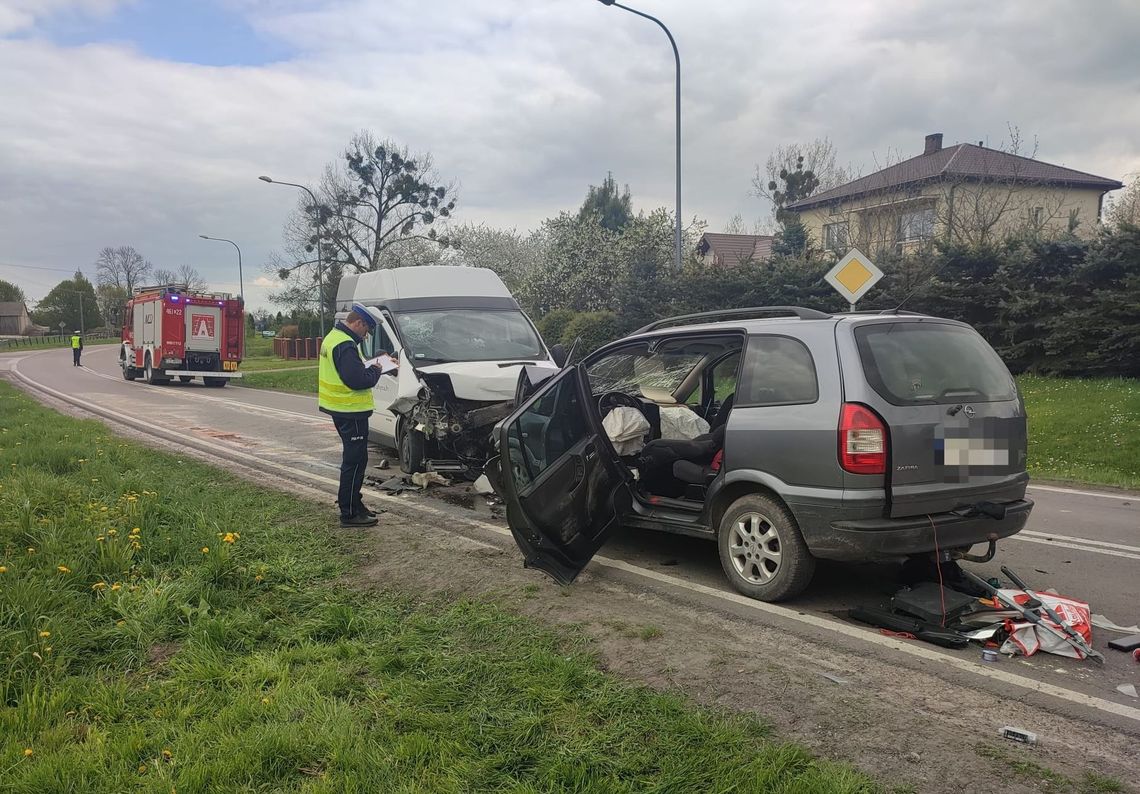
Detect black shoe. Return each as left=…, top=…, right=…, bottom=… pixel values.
left=340, top=513, right=378, bottom=527
left=353, top=504, right=378, bottom=518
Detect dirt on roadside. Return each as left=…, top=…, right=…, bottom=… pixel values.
left=341, top=506, right=1138, bottom=794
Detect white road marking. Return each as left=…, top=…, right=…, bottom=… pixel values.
left=1019, top=530, right=1140, bottom=554
left=12, top=362, right=1140, bottom=726
left=1008, top=535, right=1140, bottom=561
left=1028, top=483, right=1136, bottom=501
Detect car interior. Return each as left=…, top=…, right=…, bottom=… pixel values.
left=588, top=334, right=744, bottom=504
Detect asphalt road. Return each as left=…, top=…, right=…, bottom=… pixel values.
left=6, top=345, right=1139, bottom=721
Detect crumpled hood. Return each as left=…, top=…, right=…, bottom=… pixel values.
left=416, top=359, right=558, bottom=402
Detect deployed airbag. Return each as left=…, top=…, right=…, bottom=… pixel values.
left=658, top=406, right=710, bottom=440
left=602, top=406, right=651, bottom=456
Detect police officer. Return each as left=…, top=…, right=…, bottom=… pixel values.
left=318, top=304, right=395, bottom=527
left=70, top=330, right=83, bottom=367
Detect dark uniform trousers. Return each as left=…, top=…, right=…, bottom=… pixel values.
left=332, top=413, right=369, bottom=518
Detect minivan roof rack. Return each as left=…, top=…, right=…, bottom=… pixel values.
left=843, top=309, right=929, bottom=317
left=634, top=306, right=830, bottom=335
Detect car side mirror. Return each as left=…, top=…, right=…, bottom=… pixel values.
left=550, top=343, right=568, bottom=369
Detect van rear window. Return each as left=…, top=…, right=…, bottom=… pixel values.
left=854, top=322, right=1016, bottom=405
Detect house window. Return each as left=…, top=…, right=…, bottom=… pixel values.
left=828, top=203, right=842, bottom=216
left=897, top=206, right=935, bottom=242
left=823, top=221, right=849, bottom=252
left=1030, top=207, right=1044, bottom=225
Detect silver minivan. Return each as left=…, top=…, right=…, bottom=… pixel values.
left=485, top=307, right=1032, bottom=601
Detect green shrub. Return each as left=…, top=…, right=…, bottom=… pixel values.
left=536, top=308, right=577, bottom=346
left=561, top=311, right=622, bottom=356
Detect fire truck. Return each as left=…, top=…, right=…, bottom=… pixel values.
left=120, top=284, right=244, bottom=387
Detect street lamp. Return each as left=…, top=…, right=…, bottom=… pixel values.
left=259, top=175, right=326, bottom=335
left=597, top=0, right=682, bottom=272
left=198, top=234, right=244, bottom=303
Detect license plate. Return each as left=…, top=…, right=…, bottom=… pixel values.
left=223, top=361, right=237, bottom=372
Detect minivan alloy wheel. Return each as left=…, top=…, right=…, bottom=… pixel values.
left=729, top=512, right=782, bottom=583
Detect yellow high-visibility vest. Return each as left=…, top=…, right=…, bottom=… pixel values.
left=71, top=335, right=81, bottom=349
left=318, top=328, right=375, bottom=414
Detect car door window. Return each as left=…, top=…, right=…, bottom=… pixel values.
left=711, top=352, right=740, bottom=402
left=507, top=373, right=589, bottom=490
left=738, top=336, right=818, bottom=406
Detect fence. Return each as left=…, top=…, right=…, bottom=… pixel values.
left=0, top=331, right=118, bottom=350
left=272, top=337, right=323, bottom=360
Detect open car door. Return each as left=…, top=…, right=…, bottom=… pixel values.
left=489, top=364, right=631, bottom=584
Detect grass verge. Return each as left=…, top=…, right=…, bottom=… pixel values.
left=1019, top=376, right=1139, bottom=490
left=238, top=367, right=317, bottom=394
left=0, top=381, right=874, bottom=792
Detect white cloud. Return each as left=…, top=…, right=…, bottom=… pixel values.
left=0, top=0, right=128, bottom=35
left=1, top=0, right=1138, bottom=312
left=253, top=275, right=280, bottom=288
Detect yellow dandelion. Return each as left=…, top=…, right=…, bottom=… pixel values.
left=138, top=764, right=147, bottom=774
left=116, top=620, right=125, bottom=627
left=107, top=529, right=117, bottom=535
left=0, top=566, right=7, bottom=574
left=96, top=536, right=105, bottom=542
left=201, top=546, right=209, bottom=554
left=44, top=646, right=52, bottom=653
left=27, top=547, right=35, bottom=554
left=39, top=630, right=51, bottom=638
left=161, top=749, right=172, bottom=761
left=92, top=582, right=107, bottom=591
left=222, top=532, right=236, bottom=544
left=254, top=574, right=263, bottom=583
left=57, top=565, right=71, bottom=574
left=261, top=697, right=270, bottom=704
left=24, top=748, right=33, bottom=757
left=110, top=583, right=121, bottom=592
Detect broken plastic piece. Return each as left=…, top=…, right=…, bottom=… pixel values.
left=411, top=471, right=449, bottom=489
left=999, top=727, right=1037, bottom=745
left=473, top=474, right=494, bottom=495
left=1117, top=683, right=1138, bottom=698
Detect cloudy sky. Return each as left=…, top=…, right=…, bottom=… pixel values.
left=2, top=0, right=1138, bottom=310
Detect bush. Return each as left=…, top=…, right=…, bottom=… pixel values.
left=536, top=308, right=577, bottom=346
left=278, top=324, right=299, bottom=338
left=561, top=311, right=622, bottom=356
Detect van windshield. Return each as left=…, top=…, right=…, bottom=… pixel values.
left=854, top=322, right=1016, bottom=405
left=393, top=309, right=544, bottom=363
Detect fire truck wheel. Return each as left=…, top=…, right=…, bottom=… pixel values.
left=144, top=355, right=164, bottom=385
left=204, top=378, right=227, bottom=388
left=122, top=362, right=137, bottom=381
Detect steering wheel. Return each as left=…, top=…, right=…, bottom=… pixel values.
left=597, top=390, right=643, bottom=418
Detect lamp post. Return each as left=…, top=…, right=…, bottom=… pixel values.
left=198, top=235, right=244, bottom=302
left=597, top=0, right=682, bottom=272
left=259, top=175, right=326, bottom=335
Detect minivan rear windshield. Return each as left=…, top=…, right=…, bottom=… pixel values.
left=394, top=309, right=544, bottom=363
left=854, top=322, right=1016, bottom=405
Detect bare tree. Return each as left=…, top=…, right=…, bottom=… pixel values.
left=752, top=137, right=854, bottom=216
left=95, top=246, right=152, bottom=294
left=1105, top=173, right=1140, bottom=228
left=152, top=265, right=208, bottom=291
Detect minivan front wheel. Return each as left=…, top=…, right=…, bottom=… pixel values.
left=717, top=493, right=815, bottom=602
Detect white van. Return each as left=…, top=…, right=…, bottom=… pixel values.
left=334, top=266, right=564, bottom=477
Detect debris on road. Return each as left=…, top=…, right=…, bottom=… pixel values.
left=981, top=649, right=999, bottom=663
left=473, top=474, right=494, bottom=495
left=999, top=727, right=1038, bottom=746
left=375, top=475, right=415, bottom=494
left=411, top=471, right=449, bottom=489
left=892, top=582, right=977, bottom=624
left=1106, top=633, right=1140, bottom=651
left=848, top=606, right=970, bottom=649
left=374, top=458, right=390, bottom=470
left=819, top=671, right=851, bottom=685
left=1116, top=683, right=1138, bottom=698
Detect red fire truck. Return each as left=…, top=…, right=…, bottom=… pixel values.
left=120, top=284, right=244, bottom=387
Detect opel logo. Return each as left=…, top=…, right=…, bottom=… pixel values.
left=963, top=405, right=976, bottom=418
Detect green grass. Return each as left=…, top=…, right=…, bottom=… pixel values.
left=238, top=367, right=318, bottom=394
left=973, top=744, right=1124, bottom=794
left=1019, top=375, right=1140, bottom=490
left=239, top=358, right=316, bottom=373
left=0, top=382, right=875, bottom=793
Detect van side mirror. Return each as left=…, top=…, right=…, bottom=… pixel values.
left=550, top=343, right=568, bottom=368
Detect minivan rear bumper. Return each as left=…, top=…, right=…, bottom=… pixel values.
left=813, top=498, right=1033, bottom=561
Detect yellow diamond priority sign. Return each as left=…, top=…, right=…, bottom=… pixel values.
left=825, top=248, right=883, bottom=306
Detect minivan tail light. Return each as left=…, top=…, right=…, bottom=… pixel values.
left=839, top=403, right=887, bottom=475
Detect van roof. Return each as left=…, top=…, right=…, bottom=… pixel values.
left=345, top=266, right=512, bottom=307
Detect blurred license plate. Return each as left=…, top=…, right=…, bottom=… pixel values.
left=942, top=437, right=1009, bottom=466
